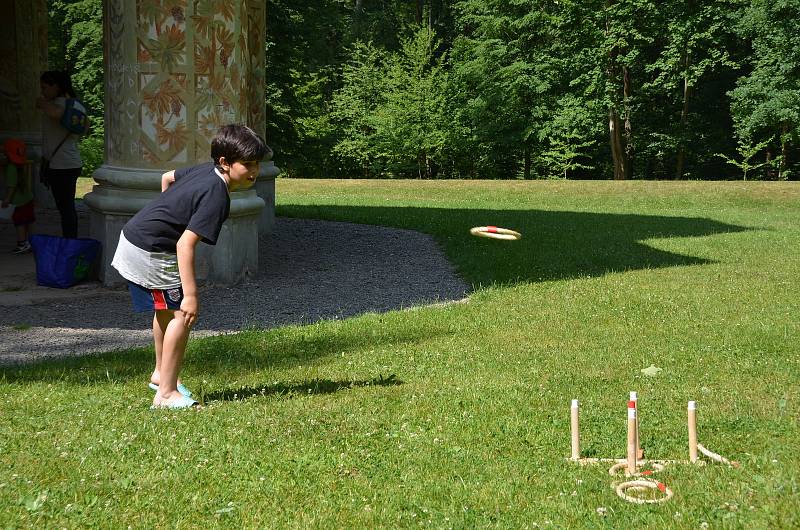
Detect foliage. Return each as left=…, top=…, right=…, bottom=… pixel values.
left=78, top=135, right=103, bottom=179
left=328, top=42, right=388, bottom=177
left=374, top=28, right=449, bottom=178
left=47, top=0, right=104, bottom=130
left=729, top=0, right=800, bottom=180
left=641, top=0, right=743, bottom=179
left=264, top=1, right=798, bottom=180
left=329, top=28, right=450, bottom=179
left=715, top=137, right=772, bottom=180
left=45, top=0, right=799, bottom=180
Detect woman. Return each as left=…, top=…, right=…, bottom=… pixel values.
left=36, top=71, right=84, bottom=239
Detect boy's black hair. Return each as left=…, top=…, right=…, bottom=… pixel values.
left=40, top=71, right=77, bottom=98
left=211, top=124, right=271, bottom=166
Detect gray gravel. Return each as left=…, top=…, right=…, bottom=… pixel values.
left=0, top=218, right=470, bottom=366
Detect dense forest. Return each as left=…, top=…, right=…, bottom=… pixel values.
left=49, top=0, right=799, bottom=180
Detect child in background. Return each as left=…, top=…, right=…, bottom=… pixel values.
left=2, top=139, right=35, bottom=254
left=111, top=124, right=270, bottom=409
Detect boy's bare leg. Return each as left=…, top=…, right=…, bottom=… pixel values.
left=152, top=309, right=191, bottom=406
left=151, top=312, right=165, bottom=385
left=151, top=311, right=186, bottom=388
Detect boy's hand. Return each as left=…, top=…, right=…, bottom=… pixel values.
left=161, top=170, right=176, bottom=192
left=180, top=295, right=198, bottom=328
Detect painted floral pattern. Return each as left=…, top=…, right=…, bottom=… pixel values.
left=107, top=0, right=265, bottom=165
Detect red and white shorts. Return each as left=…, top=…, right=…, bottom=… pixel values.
left=127, top=281, right=184, bottom=313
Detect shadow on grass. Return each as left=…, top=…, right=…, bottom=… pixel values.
left=200, top=373, right=402, bottom=404
left=0, top=204, right=750, bottom=367
left=277, top=205, right=751, bottom=286
left=0, top=322, right=445, bottom=385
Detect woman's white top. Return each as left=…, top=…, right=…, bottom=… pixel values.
left=41, top=96, right=82, bottom=169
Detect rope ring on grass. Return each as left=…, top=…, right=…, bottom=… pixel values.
left=469, top=226, right=522, bottom=240
left=608, top=462, right=666, bottom=476
left=615, top=479, right=674, bottom=504
left=697, top=444, right=740, bottom=467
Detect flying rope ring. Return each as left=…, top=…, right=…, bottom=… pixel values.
left=469, top=226, right=522, bottom=240
left=615, top=479, right=674, bottom=504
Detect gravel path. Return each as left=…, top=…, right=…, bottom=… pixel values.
left=0, top=218, right=470, bottom=366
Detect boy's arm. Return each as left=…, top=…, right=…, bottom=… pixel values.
left=176, top=228, right=203, bottom=328
left=161, top=170, right=176, bottom=192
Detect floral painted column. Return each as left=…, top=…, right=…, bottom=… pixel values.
left=85, top=0, right=279, bottom=286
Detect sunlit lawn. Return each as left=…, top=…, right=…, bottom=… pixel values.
left=3, top=179, right=798, bottom=528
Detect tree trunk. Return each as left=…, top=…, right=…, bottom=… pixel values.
left=676, top=0, right=693, bottom=180
left=605, top=2, right=630, bottom=180
left=622, top=65, right=633, bottom=179
left=676, top=57, right=691, bottom=179
left=779, top=122, right=789, bottom=180
left=523, top=145, right=531, bottom=180
left=416, top=0, right=424, bottom=25
left=353, top=0, right=364, bottom=35
left=609, top=108, right=625, bottom=180
left=766, top=148, right=773, bottom=179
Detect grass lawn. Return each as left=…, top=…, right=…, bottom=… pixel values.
left=2, top=179, right=798, bottom=528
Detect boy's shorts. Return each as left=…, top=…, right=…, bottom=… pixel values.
left=127, top=281, right=184, bottom=313
left=12, top=201, right=34, bottom=226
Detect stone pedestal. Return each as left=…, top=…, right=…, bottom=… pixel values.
left=256, top=161, right=280, bottom=234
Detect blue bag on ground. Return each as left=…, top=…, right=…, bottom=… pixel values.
left=29, top=235, right=101, bottom=288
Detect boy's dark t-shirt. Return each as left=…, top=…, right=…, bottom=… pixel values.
left=123, top=162, right=230, bottom=253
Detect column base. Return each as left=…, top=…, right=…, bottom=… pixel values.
left=85, top=165, right=266, bottom=287
left=255, top=160, right=280, bottom=234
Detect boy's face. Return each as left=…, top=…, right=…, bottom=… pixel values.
left=220, top=158, right=260, bottom=191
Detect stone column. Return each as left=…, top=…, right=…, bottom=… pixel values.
left=0, top=0, right=51, bottom=207
left=85, top=0, right=278, bottom=286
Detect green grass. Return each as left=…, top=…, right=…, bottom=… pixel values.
left=75, top=177, right=94, bottom=199
left=2, top=179, right=798, bottom=528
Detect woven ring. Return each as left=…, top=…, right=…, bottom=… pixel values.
left=615, top=479, right=674, bottom=504
left=608, top=462, right=666, bottom=476
left=469, top=226, right=522, bottom=240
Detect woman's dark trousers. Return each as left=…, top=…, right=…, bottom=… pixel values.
left=47, top=167, right=82, bottom=239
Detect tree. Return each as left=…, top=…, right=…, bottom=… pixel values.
left=330, top=28, right=449, bottom=178
left=329, top=42, right=388, bottom=177
left=716, top=137, right=771, bottom=180
left=47, top=0, right=103, bottom=128
left=730, top=0, right=800, bottom=180
left=644, top=0, right=740, bottom=179
left=373, top=27, right=449, bottom=178
left=451, top=0, right=564, bottom=179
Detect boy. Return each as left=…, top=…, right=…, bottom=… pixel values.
left=2, top=139, right=35, bottom=253
left=111, top=124, right=271, bottom=409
